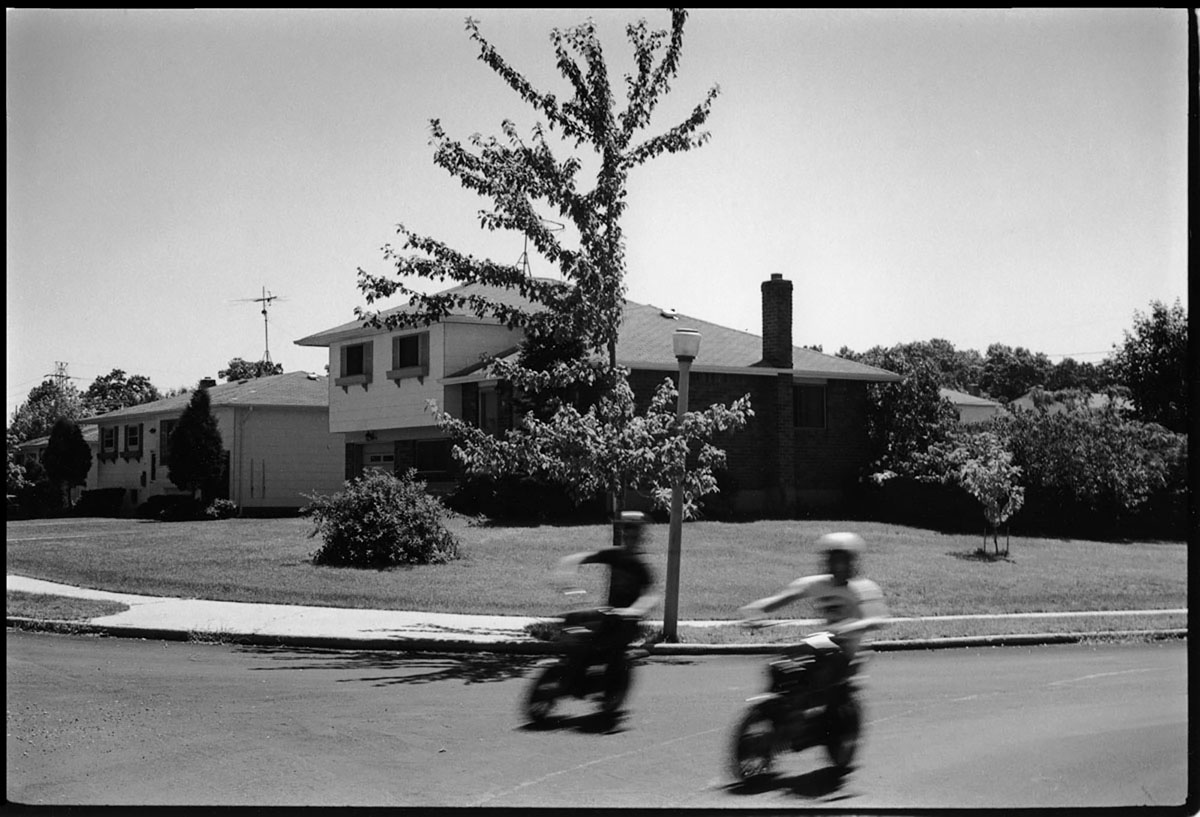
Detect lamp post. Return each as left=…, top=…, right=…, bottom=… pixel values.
left=663, top=327, right=700, bottom=642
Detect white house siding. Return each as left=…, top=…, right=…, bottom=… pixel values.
left=327, top=321, right=521, bottom=434
left=328, top=326, right=446, bottom=434
left=229, top=407, right=343, bottom=509
left=442, top=320, right=523, bottom=377
left=94, top=413, right=189, bottom=508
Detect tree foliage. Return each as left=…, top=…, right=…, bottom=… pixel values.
left=356, top=10, right=746, bottom=514
left=8, top=381, right=86, bottom=444
left=82, top=369, right=161, bottom=416
left=219, top=358, right=284, bottom=382
left=167, top=388, right=225, bottom=500
left=839, top=346, right=959, bottom=477
left=6, top=429, right=31, bottom=495
left=1110, top=299, right=1188, bottom=433
left=432, top=371, right=752, bottom=519
left=43, top=417, right=93, bottom=507
left=946, top=431, right=1024, bottom=554
left=979, top=344, right=1055, bottom=402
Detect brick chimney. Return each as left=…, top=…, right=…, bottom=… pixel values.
left=761, top=273, right=793, bottom=369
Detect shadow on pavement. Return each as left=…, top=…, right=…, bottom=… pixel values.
left=239, top=646, right=541, bottom=686
left=518, top=709, right=628, bottom=735
left=724, top=766, right=851, bottom=801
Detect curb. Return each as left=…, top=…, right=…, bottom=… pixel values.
left=7, top=617, right=1187, bottom=655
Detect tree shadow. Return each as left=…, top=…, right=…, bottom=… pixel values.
left=946, top=549, right=1015, bottom=564
left=724, top=766, right=852, bottom=801
left=239, top=645, right=541, bottom=687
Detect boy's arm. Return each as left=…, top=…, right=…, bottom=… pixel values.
left=739, top=575, right=821, bottom=622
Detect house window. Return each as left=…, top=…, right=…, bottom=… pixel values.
left=365, top=452, right=395, bottom=474
left=159, top=419, right=178, bottom=466
left=794, top=385, right=826, bottom=429
left=122, top=423, right=144, bottom=461
left=387, top=332, right=429, bottom=384
left=336, top=341, right=373, bottom=389
left=100, top=427, right=118, bottom=460
left=344, top=344, right=366, bottom=376
left=415, top=440, right=452, bottom=475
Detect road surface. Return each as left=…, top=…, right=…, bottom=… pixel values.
left=6, top=631, right=1188, bottom=808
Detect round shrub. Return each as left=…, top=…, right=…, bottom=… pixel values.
left=205, top=499, right=239, bottom=520
left=303, top=469, right=460, bottom=568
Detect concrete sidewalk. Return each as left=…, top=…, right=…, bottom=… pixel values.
left=6, top=574, right=1187, bottom=655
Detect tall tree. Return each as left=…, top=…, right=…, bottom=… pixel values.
left=82, top=369, right=161, bottom=416
left=167, top=388, right=225, bottom=501
left=8, top=381, right=86, bottom=443
left=979, top=344, right=1054, bottom=402
left=219, top=358, right=284, bottom=382
left=1110, top=299, right=1188, bottom=432
left=42, top=417, right=93, bottom=508
left=358, top=10, right=748, bottom=516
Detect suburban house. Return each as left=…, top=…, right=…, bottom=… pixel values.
left=78, top=371, right=344, bottom=515
left=939, top=388, right=1004, bottom=425
left=16, top=425, right=100, bottom=491
left=296, top=275, right=900, bottom=517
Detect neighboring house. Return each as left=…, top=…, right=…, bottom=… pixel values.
left=16, top=425, right=100, bottom=491
left=78, top=372, right=344, bottom=515
left=296, top=275, right=900, bottom=517
left=1008, top=388, right=1131, bottom=416
left=939, top=388, right=1004, bottom=425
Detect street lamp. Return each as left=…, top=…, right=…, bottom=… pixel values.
left=663, top=327, right=700, bottom=642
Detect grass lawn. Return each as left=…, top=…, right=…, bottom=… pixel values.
left=5, top=516, right=1187, bottom=620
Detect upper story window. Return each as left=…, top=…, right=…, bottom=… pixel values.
left=100, top=427, right=118, bottom=462
left=336, top=341, right=374, bottom=391
left=122, top=423, right=144, bottom=461
left=794, top=384, right=827, bottom=429
left=388, top=332, right=430, bottom=385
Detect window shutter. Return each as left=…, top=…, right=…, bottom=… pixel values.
left=339, top=345, right=348, bottom=378
left=137, top=423, right=144, bottom=454
left=391, top=336, right=399, bottom=371
left=364, top=341, right=374, bottom=381
left=419, top=332, right=430, bottom=376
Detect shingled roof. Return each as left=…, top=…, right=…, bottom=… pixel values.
left=79, top=371, right=330, bottom=424
left=297, top=281, right=898, bottom=382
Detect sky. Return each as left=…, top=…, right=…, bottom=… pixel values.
left=6, top=8, right=1190, bottom=420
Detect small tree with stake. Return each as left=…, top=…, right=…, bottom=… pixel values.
left=168, top=388, right=225, bottom=504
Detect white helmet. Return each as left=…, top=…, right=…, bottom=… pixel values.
left=816, top=532, right=864, bottom=558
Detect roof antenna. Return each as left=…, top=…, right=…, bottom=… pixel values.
left=517, top=218, right=565, bottom=279
left=233, top=287, right=284, bottom=363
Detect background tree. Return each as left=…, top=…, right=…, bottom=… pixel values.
left=81, top=369, right=161, bottom=416
left=167, top=388, right=225, bottom=501
left=219, top=358, right=284, bottom=382
left=8, top=380, right=86, bottom=443
left=7, top=429, right=31, bottom=495
left=1109, top=299, right=1188, bottom=433
left=357, top=10, right=744, bottom=519
left=979, top=344, right=1054, bottom=402
left=839, top=346, right=959, bottom=477
left=42, top=417, right=93, bottom=508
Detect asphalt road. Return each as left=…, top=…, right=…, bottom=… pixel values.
left=6, top=631, right=1189, bottom=809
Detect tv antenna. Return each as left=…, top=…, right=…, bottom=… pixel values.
left=517, top=218, right=565, bottom=278
left=232, top=287, right=285, bottom=364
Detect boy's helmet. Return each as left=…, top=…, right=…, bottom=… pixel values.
left=817, top=532, right=864, bottom=562
left=616, top=511, right=649, bottom=548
